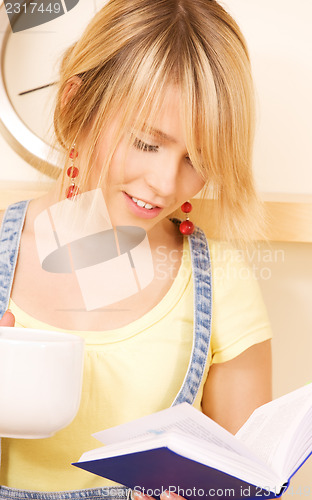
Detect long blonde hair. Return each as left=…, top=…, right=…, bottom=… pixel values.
left=52, top=0, right=263, bottom=240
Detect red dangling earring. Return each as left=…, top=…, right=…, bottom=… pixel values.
left=65, top=143, right=80, bottom=200
left=179, top=201, right=195, bottom=235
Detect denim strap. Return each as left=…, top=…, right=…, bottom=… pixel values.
left=0, top=485, right=131, bottom=500
left=170, top=219, right=212, bottom=406
left=0, top=200, right=30, bottom=317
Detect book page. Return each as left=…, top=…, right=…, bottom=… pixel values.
left=235, top=384, right=312, bottom=474
left=143, top=416, right=258, bottom=460
left=94, top=402, right=256, bottom=461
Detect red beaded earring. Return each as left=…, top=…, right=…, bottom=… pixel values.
left=65, top=143, right=80, bottom=200
left=179, top=201, right=195, bottom=235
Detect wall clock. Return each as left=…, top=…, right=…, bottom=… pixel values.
left=0, top=0, right=105, bottom=179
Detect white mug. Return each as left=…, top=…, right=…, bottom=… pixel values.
left=0, top=327, right=84, bottom=439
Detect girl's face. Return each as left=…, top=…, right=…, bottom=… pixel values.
left=92, top=85, right=205, bottom=230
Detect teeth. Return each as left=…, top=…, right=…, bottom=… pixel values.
left=131, top=196, right=156, bottom=210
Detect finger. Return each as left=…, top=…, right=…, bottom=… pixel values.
left=132, top=491, right=154, bottom=500
left=160, top=493, right=185, bottom=499
left=0, top=310, right=16, bottom=327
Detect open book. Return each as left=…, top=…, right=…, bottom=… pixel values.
left=73, top=383, right=312, bottom=499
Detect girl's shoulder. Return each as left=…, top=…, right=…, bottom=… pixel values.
left=0, top=210, right=4, bottom=227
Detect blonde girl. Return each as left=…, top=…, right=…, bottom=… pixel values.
left=0, top=1, right=272, bottom=499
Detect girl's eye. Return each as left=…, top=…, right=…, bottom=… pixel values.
left=133, top=138, right=159, bottom=153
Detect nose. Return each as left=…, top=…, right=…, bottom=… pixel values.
left=145, top=156, right=180, bottom=200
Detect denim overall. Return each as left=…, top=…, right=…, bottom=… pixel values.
left=0, top=200, right=213, bottom=500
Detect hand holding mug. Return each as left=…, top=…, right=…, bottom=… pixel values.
left=0, top=310, right=15, bottom=327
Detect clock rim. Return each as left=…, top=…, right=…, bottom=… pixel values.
left=0, top=3, right=62, bottom=180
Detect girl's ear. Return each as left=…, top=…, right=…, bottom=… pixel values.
left=61, top=75, right=83, bottom=109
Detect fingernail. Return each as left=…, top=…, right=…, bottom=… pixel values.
left=132, top=492, right=150, bottom=500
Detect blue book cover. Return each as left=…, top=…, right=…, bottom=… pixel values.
left=74, top=446, right=290, bottom=499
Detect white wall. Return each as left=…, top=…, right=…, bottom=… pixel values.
left=223, top=0, right=312, bottom=194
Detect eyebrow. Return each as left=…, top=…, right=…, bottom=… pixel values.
left=144, top=126, right=178, bottom=144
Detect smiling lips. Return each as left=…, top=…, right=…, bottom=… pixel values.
left=123, top=192, right=163, bottom=219
left=130, top=196, right=157, bottom=210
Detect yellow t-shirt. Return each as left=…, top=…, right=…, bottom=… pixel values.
left=0, top=238, right=272, bottom=491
